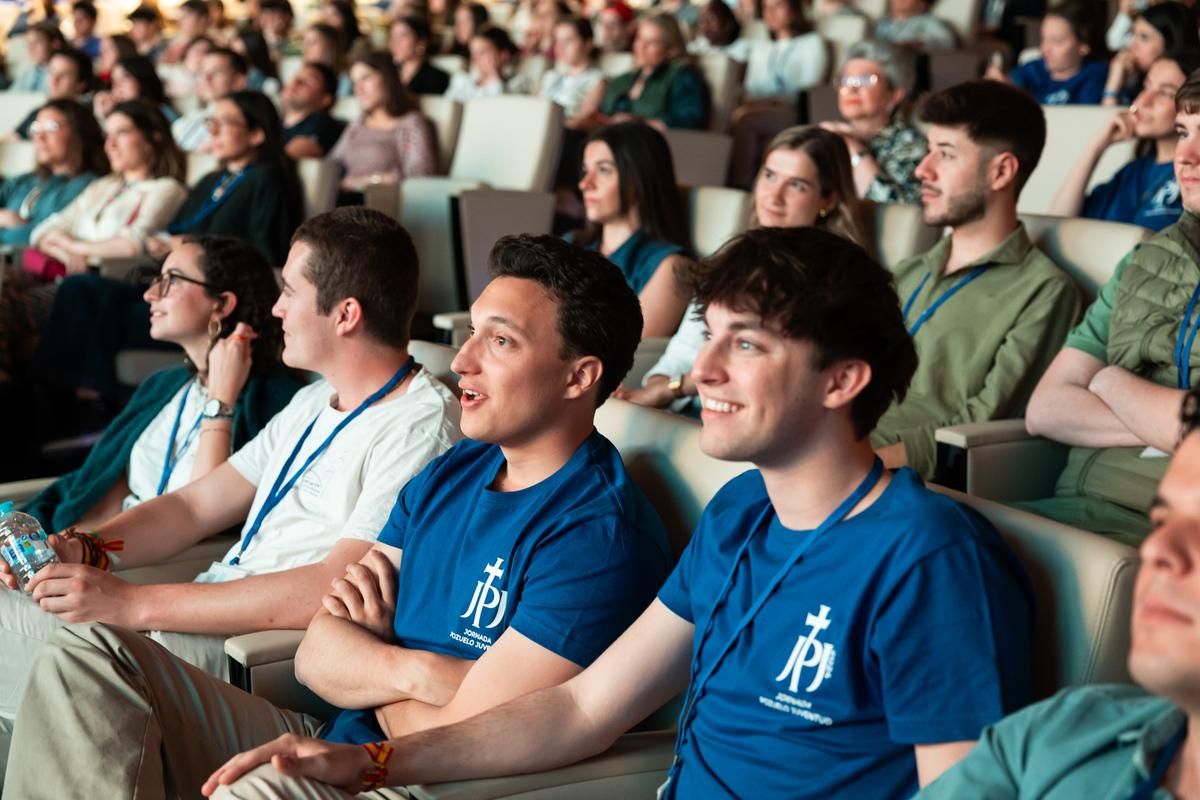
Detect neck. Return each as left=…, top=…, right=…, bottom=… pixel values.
left=366, top=107, right=396, bottom=125
left=1157, top=137, right=1178, bottom=164
left=180, top=336, right=210, bottom=381
left=848, top=114, right=889, bottom=140
left=123, top=166, right=150, bottom=182
left=944, top=201, right=1018, bottom=274
left=1172, top=719, right=1200, bottom=798
left=494, top=413, right=594, bottom=492
left=323, top=344, right=413, bottom=410
left=759, top=429, right=884, bottom=530
left=1046, top=62, right=1081, bottom=81
left=600, top=216, right=638, bottom=255
left=282, top=106, right=308, bottom=126
left=224, top=154, right=253, bottom=172
left=49, top=161, right=75, bottom=176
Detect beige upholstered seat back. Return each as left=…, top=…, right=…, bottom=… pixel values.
left=1020, top=105, right=1137, bottom=216
left=869, top=202, right=942, bottom=270
left=689, top=186, right=752, bottom=258
left=1021, top=214, right=1151, bottom=299
left=934, top=486, right=1138, bottom=698
left=449, top=96, right=564, bottom=192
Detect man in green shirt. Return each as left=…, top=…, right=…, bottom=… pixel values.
left=917, top=390, right=1200, bottom=799
left=1022, top=73, right=1200, bottom=545
left=871, top=80, right=1081, bottom=479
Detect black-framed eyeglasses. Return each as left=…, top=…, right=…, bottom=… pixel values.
left=148, top=270, right=216, bottom=298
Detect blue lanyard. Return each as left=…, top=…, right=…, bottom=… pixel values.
left=903, top=265, right=988, bottom=337
left=156, top=381, right=204, bottom=496
left=1175, top=283, right=1200, bottom=389
left=168, top=167, right=252, bottom=234
left=1127, top=721, right=1187, bottom=800
left=227, top=357, right=415, bottom=566
left=664, top=458, right=886, bottom=795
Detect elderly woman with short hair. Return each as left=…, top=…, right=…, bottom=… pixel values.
left=819, top=39, right=926, bottom=204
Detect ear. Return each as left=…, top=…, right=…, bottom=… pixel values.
left=887, top=85, right=907, bottom=112
left=248, top=126, right=266, bottom=149
left=988, top=151, right=1020, bottom=193
left=332, top=297, right=365, bottom=337
left=562, top=354, right=604, bottom=402
left=821, top=358, right=872, bottom=414
left=214, top=290, right=238, bottom=320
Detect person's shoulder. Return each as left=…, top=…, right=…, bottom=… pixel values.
left=1017, top=684, right=1176, bottom=736
left=698, top=468, right=770, bottom=526
left=867, top=469, right=996, bottom=550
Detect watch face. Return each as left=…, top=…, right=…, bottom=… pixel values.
left=203, top=399, right=219, bottom=416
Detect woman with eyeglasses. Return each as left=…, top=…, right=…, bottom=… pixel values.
left=147, top=90, right=303, bottom=266
left=0, top=100, right=108, bottom=246
left=23, top=235, right=303, bottom=533
left=818, top=40, right=926, bottom=205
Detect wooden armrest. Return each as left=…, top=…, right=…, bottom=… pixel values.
left=934, top=419, right=1069, bottom=503
left=935, top=418, right=1036, bottom=448
left=224, top=628, right=306, bottom=667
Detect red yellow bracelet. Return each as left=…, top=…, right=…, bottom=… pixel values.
left=60, top=528, right=124, bottom=572
left=361, top=742, right=393, bottom=791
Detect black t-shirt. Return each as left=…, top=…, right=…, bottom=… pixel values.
left=405, top=61, right=450, bottom=96
left=283, top=111, right=346, bottom=156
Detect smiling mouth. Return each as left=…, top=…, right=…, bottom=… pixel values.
left=701, top=397, right=743, bottom=414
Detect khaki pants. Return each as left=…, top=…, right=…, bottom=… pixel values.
left=211, top=764, right=410, bottom=799
left=3, top=622, right=320, bottom=800
left=0, top=587, right=229, bottom=722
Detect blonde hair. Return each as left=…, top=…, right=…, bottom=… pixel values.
left=754, top=125, right=869, bottom=252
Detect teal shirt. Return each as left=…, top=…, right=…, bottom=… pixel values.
left=0, top=172, right=96, bottom=245
left=918, top=684, right=1183, bottom=799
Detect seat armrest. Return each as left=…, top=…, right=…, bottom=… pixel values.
left=407, top=730, right=675, bottom=800
left=0, top=477, right=56, bottom=504
left=935, top=418, right=1035, bottom=448
left=364, top=182, right=401, bottom=217
left=432, top=311, right=471, bottom=347
left=224, top=629, right=337, bottom=718
left=934, top=419, right=1069, bottom=503
left=225, top=628, right=306, bottom=667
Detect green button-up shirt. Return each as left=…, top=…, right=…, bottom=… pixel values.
left=917, top=684, right=1184, bottom=799
left=870, top=225, right=1082, bottom=478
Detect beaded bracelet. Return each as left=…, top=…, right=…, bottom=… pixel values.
left=59, top=528, right=124, bottom=572
left=360, top=742, right=394, bottom=791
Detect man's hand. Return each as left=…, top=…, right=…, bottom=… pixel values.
left=323, top=548, right=397, bottom=641
left=25, top=563, right=139, bottom=626
left=0, top=209, right=27, bottom=227
left=612, top=379, right=677, bottom=408
left=202, top=733, right=375, bottom=797
left=2, top=532, right=84, bottom=591
left=206, top=322, right=257, bottom=404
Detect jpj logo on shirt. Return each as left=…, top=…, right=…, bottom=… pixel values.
left=757, top=604, right=837, bottom=727
left=1146, top=179, right=1181, bottom=218
left=299, top=455, right=346, bottom=499
left=449, top=557, right=509, bottom=653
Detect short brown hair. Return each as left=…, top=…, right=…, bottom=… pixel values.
left=292, top=208, right=419, bottom=349
left=1175, top=65, right=1200, bottom=115
left=689, top=227, right=916, bottom=438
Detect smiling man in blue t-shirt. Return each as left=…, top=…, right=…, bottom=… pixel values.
left=204, top=227, right=1035, bottom=800
left=3, top=234, right=671, bottom=799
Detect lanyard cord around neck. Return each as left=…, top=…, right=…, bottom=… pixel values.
left=156, top=380, right=205, bottom=496
left=1175, top=283, right=1200, bottom=389
left=902, top=265, right=988, bottom=337
left=664, top=458, right=885, bottom=794
left=227, top=357, right=415, bottom=566
left=168, top=167, right=252, bottom=235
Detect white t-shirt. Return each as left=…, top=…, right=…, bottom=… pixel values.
left=124, top=377, right=211, bottom=511
left=539, top=66, right=604, bottom=117
left=198, top=368, right=461, bottom=581
left=742, top=32, right=828, bottom=100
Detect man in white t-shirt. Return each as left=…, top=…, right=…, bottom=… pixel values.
left=0, top=208, right=459, bottom=754
left=171, top=48, right=250, bottom=152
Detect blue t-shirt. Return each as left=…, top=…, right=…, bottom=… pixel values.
left=1083, top=156, right=1181, bottom=232
left=1009, top=59, right=1107, bottom=105
left=321, top=431, right=672, bottom=744
left=656, top=468, right=1033, bottom=800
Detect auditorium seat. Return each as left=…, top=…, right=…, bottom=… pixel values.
left=518, top=53, right=549, bottom=88
left=816, top=14, right=869, bottom=74
left=417, top=95, right=463, bottom=173
left=932, top=0, right=982, bottom=44
left=331, top=95, right=360, bottom=123
left=689, top=186, right=751, bottom=258
left=933, top=216, right=1151, bottom=500
left=0, top=92, right=45, bottom=137
left=457, top=187, right=556, bottom=302
left=697, top=52, right=740, bottom=132
left=0, top=139, right=36, bottom=176
left=449, top=96, right=564, bottom=192
left=430, top=54, right=467, bottom=76
left=187, top=151, right=220, bottom=185
left=868, top=201, right=942, bottom=270
left=1019, top=105, right=1137, bottom=216
left=278, top=55, right=304, bottom=85
left=662, top=128, right=733, bottom=187
left=598, top=51, right=635, bottom=78
left=296, top=157, right=339, bottom=219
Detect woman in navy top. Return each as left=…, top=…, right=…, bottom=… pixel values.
left=569, top=122, right=692, bottom=337
left=1051, top=50, right=1200, bottom=232
left=1102, top=1, right=1199, bottom=107
left=992, top=2, right=1107, bottom=105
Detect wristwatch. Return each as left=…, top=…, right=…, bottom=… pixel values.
left=668, top=375, right=686, bottom=398
left=201, top=399, right=235, bottom=420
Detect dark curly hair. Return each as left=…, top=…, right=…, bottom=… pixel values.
left=488, top=234, right=643, bottom=406
left=184, top=234, right=285, bottom=377
left=36, top=98, right=110, bottom=178
left=688, top=227, right=917, bottom=439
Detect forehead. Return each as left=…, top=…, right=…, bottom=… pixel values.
left=1158, top=434, right=1200, bottom=513
left=582, top=140, right=615, bottom=163
left=1176, top=109, right=1200, bottom=127
left=105, top=112, right=135, bottom=133
left=163, top=241, right=206, bottom=274
left=925, top=123, right=975, bottom=148
left=282, top=241, right=316, bottom=286
left=764, top=146, right=818, bottom=178
left=842, top=57, right=884, bottom=77
left=1147, top=59, right=1186, bottom=87
left=472, top=276, right=562, bottom=335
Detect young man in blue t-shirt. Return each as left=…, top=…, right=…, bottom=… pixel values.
left=203, top=227, right=1035, bottom=799
left=2, top=236, right=671, bottom=799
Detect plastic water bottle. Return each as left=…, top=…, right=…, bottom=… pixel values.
left=0, top=501, right=58, bottom=591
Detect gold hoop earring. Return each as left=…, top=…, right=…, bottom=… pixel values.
left=208, top=317, right=221, bottom=341
left=819, top=207, right=829, bottom=219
